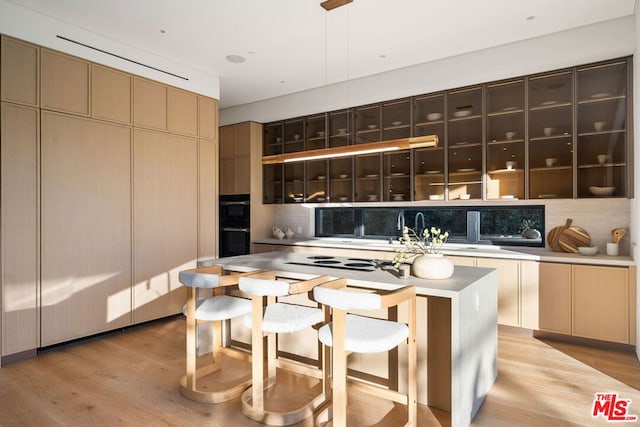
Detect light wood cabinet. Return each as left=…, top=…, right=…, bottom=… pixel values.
left=133, top=77, right=167, bottom=130
left=538, top=262, right=634, bottom=344
left=133, top=129, right=197, bottom=323
left=40, top=112, right=132, bottom=346
left=198, top=140, right=218, bottom=260
left=198, top=96, right=218, bottom=141
left=573, top=265, right=629, bottom=343
left=91, top=64, right=131, bottom=124
left=219, top=122, right=253, bottom=195
left=1, top=103, right=39, bottom=356
left=538, top=262, right=572, bottom=334
left=41, top=49, right=90, bottom=116
left=1, top=36, right=39, bottom=106
left=476, top=258, right=520, bottom=327
left=167, top=87, right=198, bottom=136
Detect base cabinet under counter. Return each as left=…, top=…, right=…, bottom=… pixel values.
left=538, top=262, right=636, bottom=345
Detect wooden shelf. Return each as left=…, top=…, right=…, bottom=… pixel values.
left=415, top=120, right=444, bottom=127
left=449, top=114, right=481, bottom=122
left=530, top=134, right=572, bottom=142
left=578, top=129, right=625, bottom=137
left=487, top=108, right=524, bottom=117
left=578, top=162, right=626, bottom=169
left=529, top=101, right=572, bottom=111
left=530, top=165, right=572, bottom=172
left=578, top=94, right=625, bottom=104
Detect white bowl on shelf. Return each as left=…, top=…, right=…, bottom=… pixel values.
left=589, top=186, right=615, bottom=196
left=427, top=112, right=442, bottom=121
left=578, top=246, right=598, bottom=256
left=459, top=194, right=471, bottom=200
left=453, top=110, right=471, bottom=118
left=428, top=195, right=440, bottom=200
left=367, top=124, right=378, bottom=130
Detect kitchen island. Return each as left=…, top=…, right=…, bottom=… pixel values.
left=205, top=251, right=498, bottom=427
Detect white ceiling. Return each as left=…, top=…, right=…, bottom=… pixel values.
left=7, top=0, right=637, bottom=109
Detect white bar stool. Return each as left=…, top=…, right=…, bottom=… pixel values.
left=178, top=265, right=259, bottom=403
left=239, top=271, right=332, bottom=425
left=312, top=279, right=417, bottom=427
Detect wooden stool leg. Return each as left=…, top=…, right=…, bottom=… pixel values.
left=333, top=309, right=347, bottom=427
left=407, top=296, right=417, bottom=425
left=185, top=287, right=197, bottom=391
left=251, top=296, right=265, bottom=413
left=211, top=319, right=222, bottom=372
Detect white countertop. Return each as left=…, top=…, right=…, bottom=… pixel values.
left=253, top=237, right=636, bottom=267
left=203, top=251, right=496, bottom=299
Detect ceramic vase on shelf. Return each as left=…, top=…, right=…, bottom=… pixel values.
left=411, top=253, right=454, bottom=279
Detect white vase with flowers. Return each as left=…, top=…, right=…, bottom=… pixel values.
left=393, top=226, right=454, bottom=279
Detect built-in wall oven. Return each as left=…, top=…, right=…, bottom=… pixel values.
left=219, top=194, right=250, bottom=257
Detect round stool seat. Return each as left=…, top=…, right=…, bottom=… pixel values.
left=183, top=295, right=252, bottom=322
left=318, top=314, right=409, bottom=353
left=243, top=302, right=323, bottom=333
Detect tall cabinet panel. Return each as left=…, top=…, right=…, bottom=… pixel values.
left=133, top=129, right=197, bottom=323
left=199, top=140, right=217, bottom=260
left=41, top=112, right=132, bottom=346
left=41, top=49, right=90, bottom=116
left=1, top=103, right=39, bottom=356
left=1, top=36, right=39, bottom=106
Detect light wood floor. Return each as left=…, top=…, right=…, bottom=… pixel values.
left=1, top=317, right=639, bottom=426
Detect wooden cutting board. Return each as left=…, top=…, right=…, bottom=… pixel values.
left=547, top=218, right=591, bottom=253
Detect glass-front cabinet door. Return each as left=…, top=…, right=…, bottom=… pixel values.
left=329, top=157, right=353, bottom=202
left=486, top=79, right=525, bottom=200
left=306, top=114, right=326, bottom=151
left=263, top=122, right=283, bottom=156
left=284, top=162, right=304, bottom=203
left=355, top=104, right=381, bottom=144
left=263, top=164, right=283, bottom=204
left=355, top=154, right=381, bottom=202
left=305, top=159, right=328, bottom=202
left=413, top=94, right=445, bottom=201
left=328, top=109, right=352, bottom=147
left=528, top=71, right=574, bottom=199
left=284, top=118, right=305, bottom=153
left=447, top=87, right=483, bottom=200
left=576, top=60, right=628, bottom=198
left=382, top=99, right=411, bottom=141
left=383, top=151, right=411, bottom=202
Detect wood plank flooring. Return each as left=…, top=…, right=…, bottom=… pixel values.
left=0, top=317, right=639, bottom=426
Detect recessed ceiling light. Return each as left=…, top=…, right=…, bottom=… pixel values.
left=379, top=54, right=387, bottom=59
left=225, top=54, right=246, bottom=64
left=248, top=51, right=255, bottom=55
left=160, top=29, right=166, bottom=34
left=526, top=15, right=535, bottom=21
left=280, top=80, right=285, bottom=84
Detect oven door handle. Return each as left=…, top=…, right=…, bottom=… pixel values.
left=220, top=201, right=249, bottom=206
left=222, top=227, right=250, bottom=232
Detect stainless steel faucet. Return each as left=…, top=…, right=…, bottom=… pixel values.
left=397, top=210, right=405, bottom=231
left=414, top=212, right=425, bottom=235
